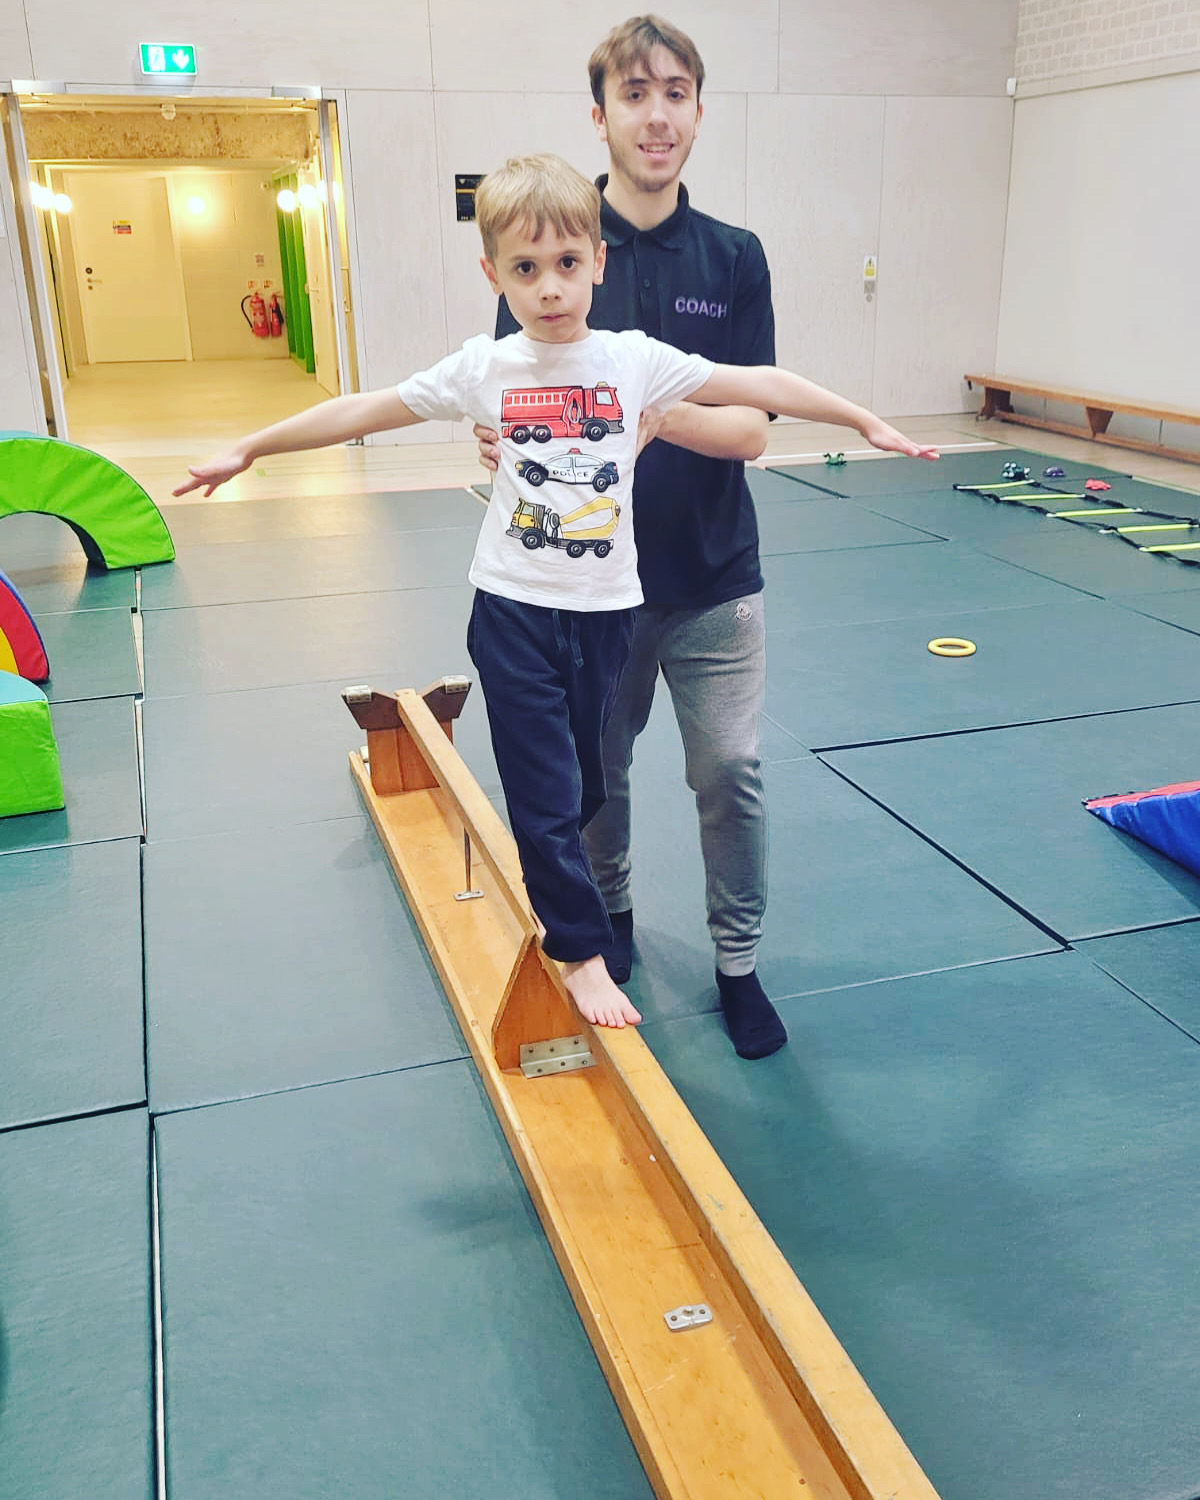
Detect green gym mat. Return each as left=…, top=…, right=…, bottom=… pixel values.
left=154, top=1065, right=655, bottom=1500
left=611, top=697, right=1055, bottom=1023
left=140, top=524, right=481, bottom=610
left=977, top=523, right=1200, bottom=599
left=1, top=558, right=135, bottom=615
left=145, top=816, right=468, bottom=1112
left=141, top=583, right=477, bottom=698
left=764, top=597, right=1200, bottom=750
left=760, top=540, right=1085, bottom=631
left=143, top=677, right=500, bottom=842
left=1078, top=923, right=1200, bottom=1041
left=0, top=696, right=141, bottom=856
left=643, top=949, right=1200, bottom=1500
left=0, top=1109, right=152, bottom=1500
left=754, top=494, right=939, bottom=555
left=768, top=447, right=1130, bottom=498
left=36, top=606, right=140, bottom=702
left=0, top=511, right=90, bottom=563
left=161, top=486, right=486, bottom=546
left=823, top=703, right=1200, bottom=940
left=0, top=838, right=143, bottom=1129
left=1118, top=586, right=1200, bottom=636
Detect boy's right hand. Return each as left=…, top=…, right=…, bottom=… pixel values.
left=173, top=447, right=252, bottom=497
left=473, top=422, right=500, bottom=474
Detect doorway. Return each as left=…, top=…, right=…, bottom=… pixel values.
left=8, top=93, right=355, bottom=460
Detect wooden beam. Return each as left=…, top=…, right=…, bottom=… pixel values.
left=346, top=685, right=944, bottom=1500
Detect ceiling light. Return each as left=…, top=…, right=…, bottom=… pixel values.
left=187, top=195, right=206, bottom=215
left=30, top=182, right=54, bottom=209
left=276, top=188, right=298, bottom=212
left=52, top=193, right=72, bottom=214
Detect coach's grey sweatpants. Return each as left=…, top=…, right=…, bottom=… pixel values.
left=582, top=591, right=767, bottom=977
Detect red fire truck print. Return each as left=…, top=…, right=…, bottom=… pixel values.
left=501, top=382, right=625, bottom=443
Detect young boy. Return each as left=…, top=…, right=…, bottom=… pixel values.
left=175, top=152, right=937, bottom=1032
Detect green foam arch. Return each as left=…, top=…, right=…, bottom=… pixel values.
left=0, top=435, right=175, bottom=570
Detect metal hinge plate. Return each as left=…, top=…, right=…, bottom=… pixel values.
left=519, top=1035, right=595, bottom=1078
left=664, top=1304, right=713, bottom=1332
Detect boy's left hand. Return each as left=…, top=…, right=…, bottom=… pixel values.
left=862, top=417, right=939, bottom=461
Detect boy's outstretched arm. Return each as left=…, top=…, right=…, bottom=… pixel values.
left=174, top=388, right=423, bottom=497
left=688, top=366, right=939, bottom=460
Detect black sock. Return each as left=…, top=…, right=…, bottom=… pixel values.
left=716, top=969, right=787, bottom=1060
left=605, top=908, right=634, bottom=984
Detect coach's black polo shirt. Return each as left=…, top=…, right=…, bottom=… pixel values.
left=495, top=179, right=775, bottom=609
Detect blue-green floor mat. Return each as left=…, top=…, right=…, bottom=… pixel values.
left=978, top=525, right=1200, bottom=599
left=643, top=949, right=1200, bottom=1500
left=142, top=676, right=500, bottom=842
left=761, top=539, right=1085, bottom=631
left=154, top=1066, right=655, bottom=1500
left=37, top=607, right=140, bottom=702
left=0, top=696, right=140, bottom=856
left=824, top=703, right=1200, bottom=939
left=1118, top=586, right=1200, bottom=636
left=2, top=558, right=135, bottom=614
left=754, top=496, right=937, bottom=555
left=141, top=523, right=481, bottom=609
left=161, top=487, right=485, bottom=546
left=0, top=838, right=144, bottom=1129
left=615, top=701, right=1055, bottom=1022
left=768, top=446, right=1129, bottom=498
left=145, top=817, right=468, bottom=1112
left=1078, top=923, right=1200, bottom=1042
left=0, top=1109, right=152, bottom=1500
left=765, top=596, right=1200, bottom=750
left=141, top=583, right=477, bottom=697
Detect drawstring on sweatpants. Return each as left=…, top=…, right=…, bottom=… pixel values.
left=551, top=610, right=585, bottom=668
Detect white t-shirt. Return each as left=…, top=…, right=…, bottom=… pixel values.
left=396, top=329, right=714, bottom=610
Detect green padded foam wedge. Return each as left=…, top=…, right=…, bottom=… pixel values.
left=0, top=671, right=66, bottom=816
left=0, top=435, right=174, bottom=570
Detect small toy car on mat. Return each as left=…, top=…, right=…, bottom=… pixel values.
left=1042, top=465, right=1066, bottom=478
left=1001, top=462, right=1031, bottom=480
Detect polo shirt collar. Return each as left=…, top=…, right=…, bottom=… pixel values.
left=597, top=176, right=690, bottom=251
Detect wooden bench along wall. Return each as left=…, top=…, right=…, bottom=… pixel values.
left=965, top=374, right=1200, bottom=465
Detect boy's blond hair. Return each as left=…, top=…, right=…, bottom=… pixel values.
left=475, top=154, right=602, bottom=261
left=588, top=14, right=705, bottom=110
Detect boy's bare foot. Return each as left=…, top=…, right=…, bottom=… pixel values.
left=562, top=954, right=642, bottom=1028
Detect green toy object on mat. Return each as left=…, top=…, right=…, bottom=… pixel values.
left=0, top=671, right=65, bottom=817
left=0, top=435, right=174, bottom=570
left=824, top=451, right=847, bottom=466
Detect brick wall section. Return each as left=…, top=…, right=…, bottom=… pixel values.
left=1016, top=0, right=1200, bottom=84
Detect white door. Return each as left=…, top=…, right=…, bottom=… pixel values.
left=65, top=171, right=188, bottom=363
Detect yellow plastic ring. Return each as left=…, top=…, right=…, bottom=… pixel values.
left=928, top=637, right=977, bottom=657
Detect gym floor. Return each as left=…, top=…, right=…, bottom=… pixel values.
left=3, top=394, right=1200, bottom=1500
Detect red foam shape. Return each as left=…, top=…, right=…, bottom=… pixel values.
left=0, top=567, right=51, bottom=682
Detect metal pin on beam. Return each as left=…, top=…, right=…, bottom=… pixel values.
left=455, top=829, right=484, bottom=901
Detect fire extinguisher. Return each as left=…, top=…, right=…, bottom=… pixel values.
left=241, top=291, right=269, bottom=338
left=267, top=293, right=285, bottom=338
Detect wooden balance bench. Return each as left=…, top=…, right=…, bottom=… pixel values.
left=965, top=374, right=1200, bottom=464
left=343, top=677, right=943, bottom=1500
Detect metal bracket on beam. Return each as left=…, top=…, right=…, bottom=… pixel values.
left=519, top=1035, right=595, bottom=1079
left=664, top=1304, right=713, bottom=1332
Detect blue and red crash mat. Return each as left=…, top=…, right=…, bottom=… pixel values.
left=1085, top=780, right=1200, bottom=877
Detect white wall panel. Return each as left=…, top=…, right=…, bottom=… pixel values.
left=997, top=73, right=1200, bottom=407
left=342, top=90, right=451, bottom=443
left=23, top=0, right=431, bottom=92
left=872, top=97, right=1012, bottom=417
left=428, top=0, right=779, bottom=96
left=748, top=94, right=884, bottom=409
left=0, top=9, right=33, bottom=80
left=0, top=129, right=42, bottom=432
left=780, top=0, right=1017, bottom=98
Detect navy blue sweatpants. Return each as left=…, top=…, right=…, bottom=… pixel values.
left=467, top=590, right=636, bottom=963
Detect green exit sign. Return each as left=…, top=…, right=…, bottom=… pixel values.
left=139, top=43, right=196, bottom=76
